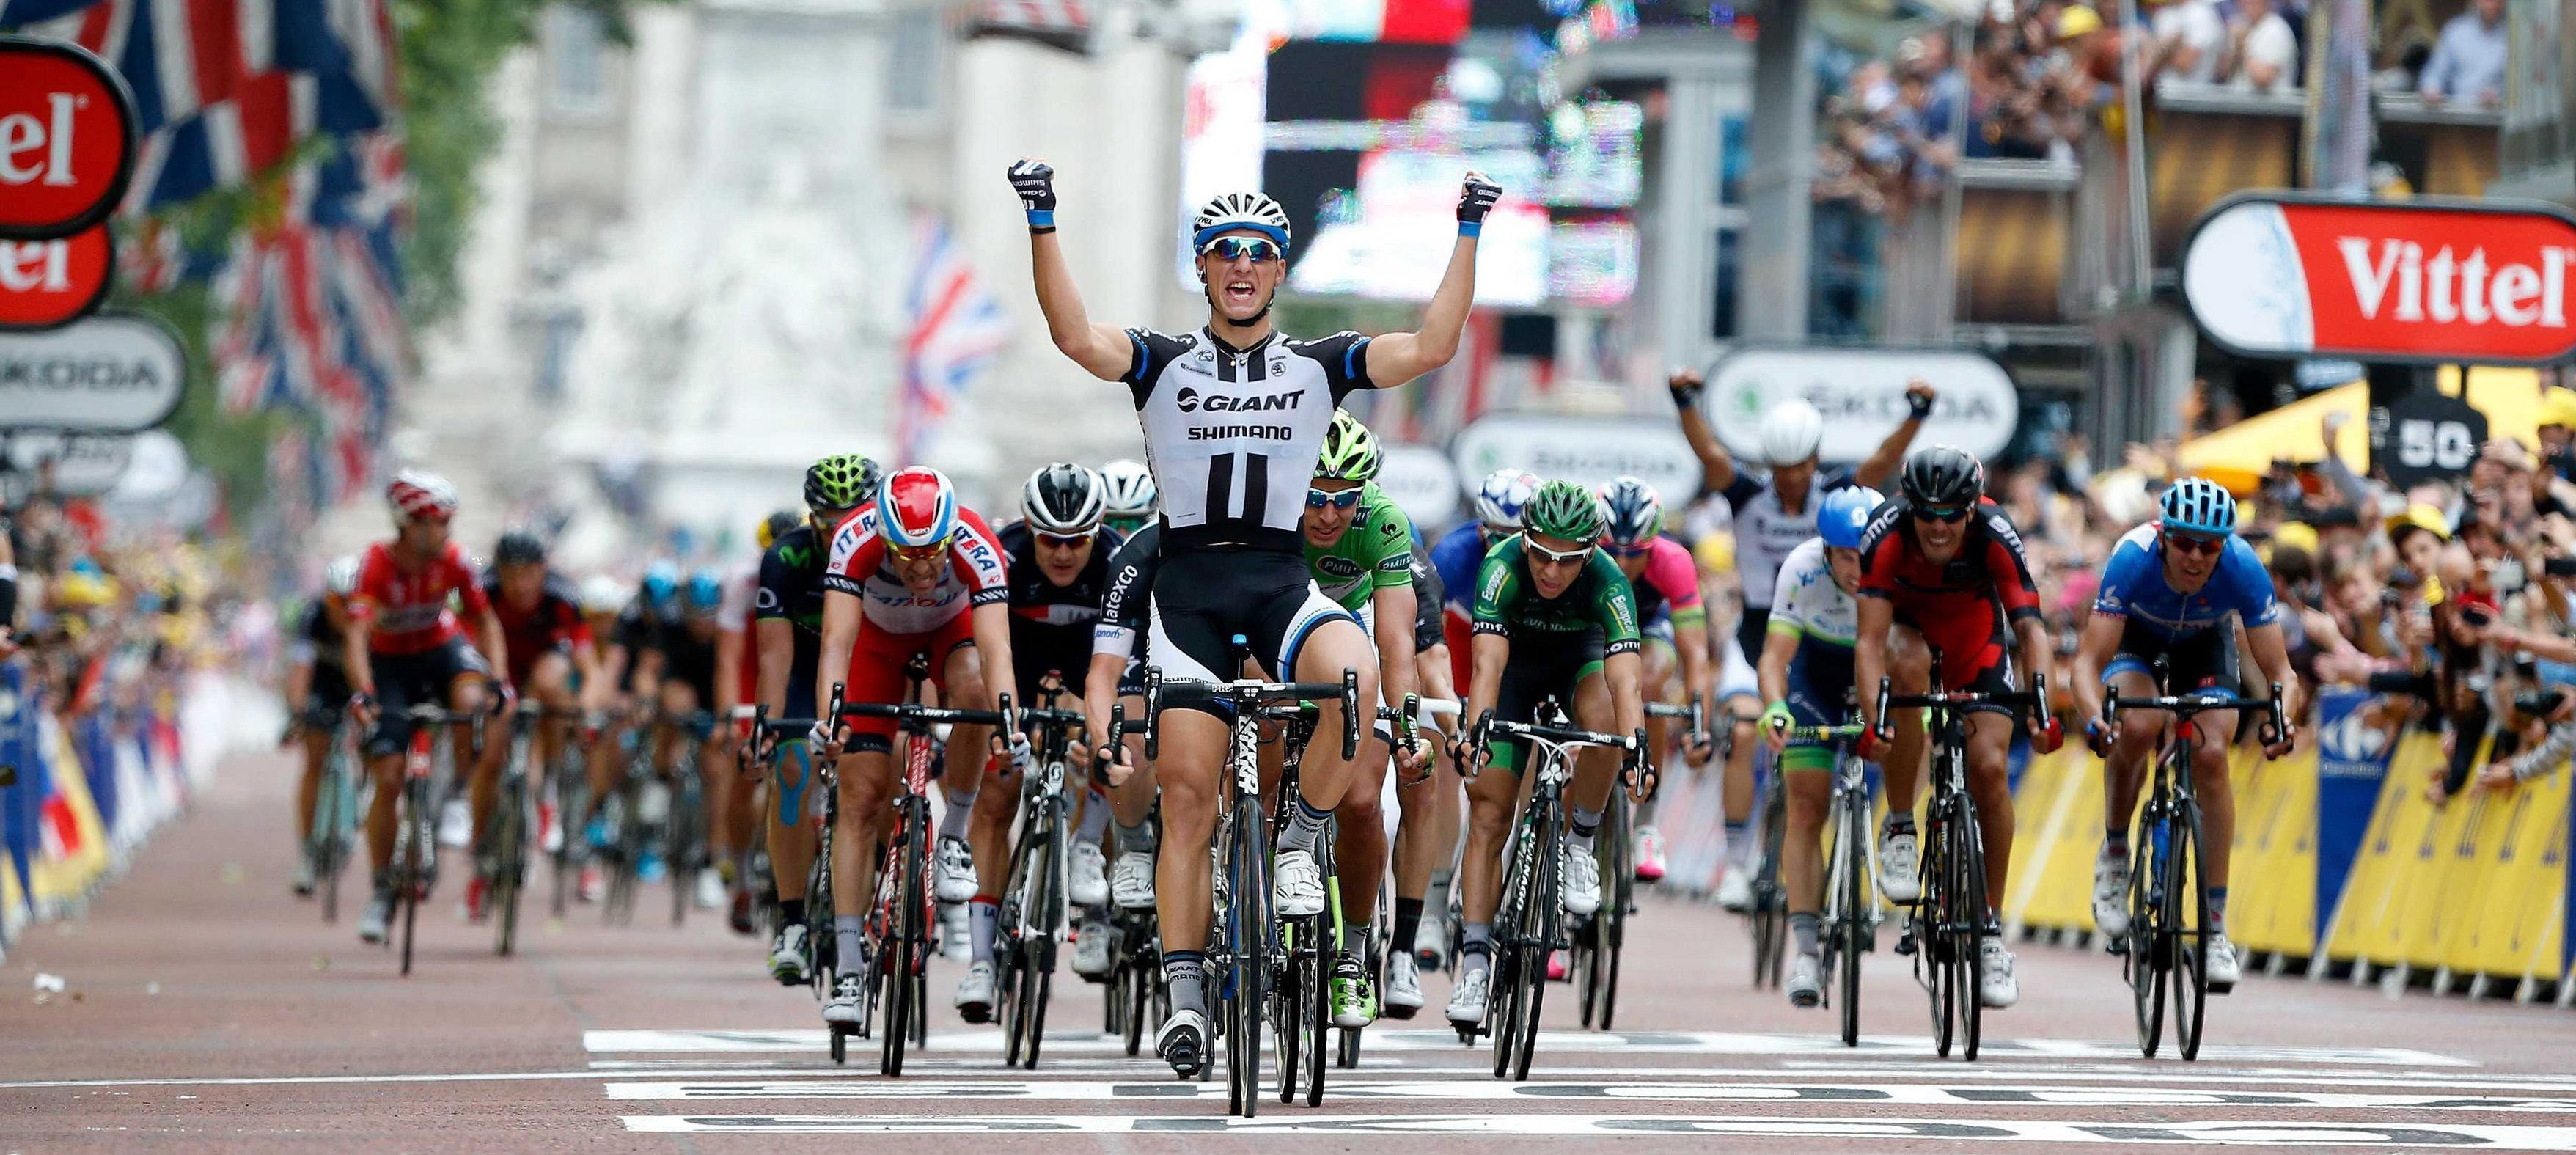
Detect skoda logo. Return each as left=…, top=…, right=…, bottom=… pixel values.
left=1177, top=387, right=1201, bottom=413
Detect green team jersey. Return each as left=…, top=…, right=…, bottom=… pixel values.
left=1469, top=534, right=1643, bottom=656
left=1304, top=482, right=1416, bottom=613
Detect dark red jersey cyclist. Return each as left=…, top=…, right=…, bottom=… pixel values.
left=1850, top=444, right=2059, bottom=1013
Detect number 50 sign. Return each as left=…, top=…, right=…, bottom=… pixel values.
left=2368, top=387, right=2489, bottom=489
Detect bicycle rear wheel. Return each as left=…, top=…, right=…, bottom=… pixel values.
left=1951, top=802, right=1988, bottom=1062
left=493, top=771, right=528, bottom=956
left=314, top=762, right=346, bottom=924
left=1834, top=790, right=1868, bottom=1047
left=1753, top=788, right=1788, bottom=989
left=2127, top=815, right=2165, bottom=1058
left=2169, top=800, right=2209, bottom=1060
left=1275, top=918, right=1309, bottom=1104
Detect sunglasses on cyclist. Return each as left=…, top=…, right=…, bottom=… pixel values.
left=1035, top=529, right=1096, bottom=549
left=1526, top=540, right=1594, bottom=567
left=1605, top=540, right=1656, bottom=558
left=1305, top=488, right=1363, bottom=510
left=1912, top=505, right=1970, bottom=524
left=887, top=538, right=953, bottom=563
left=1200, top=236, right=1283, bottom=263
left=2164, top=531, right=2225, bottom=557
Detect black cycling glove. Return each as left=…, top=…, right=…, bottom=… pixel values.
left=1008, top=160, right=1057, bottom=232
left=1456, top=172, right=1502, bottom=235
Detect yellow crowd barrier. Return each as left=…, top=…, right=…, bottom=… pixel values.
left=2003, top=728, right=2569, bottom=990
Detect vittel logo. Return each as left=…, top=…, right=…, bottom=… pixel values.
left=0, top=93, right=83, bottom=188
left=2336, top=239, right=2572, bottom=329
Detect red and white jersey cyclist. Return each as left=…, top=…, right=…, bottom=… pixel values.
left=823, top=475, right=1012, bottom=636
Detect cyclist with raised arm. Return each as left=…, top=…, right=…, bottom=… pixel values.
left=343, top=472, right=509, bottom=945
left=1851, top=446, right=2061, bottom=1010
left=972, top=463, right=1128, bottom=981
left=1300, top=410, right=1431, bottom=1028
left=752, top=455, right=876, bottom=984
left=812, top=466, right=1021, bottom=1027
left=1757, top=486, right=1882, bottom=1008
left=284, top=557, right=362, bottom=897
left=1447, top=481, right=1649, bottom=1027
left=463, top=531, right=598, bottom=920
left=2074, top=477, right=2301, bottom=992
left=1599, top=477, right=1715, bottom=879
left=1671, top=370, right=1931, bottom=909
left=1098, top=460, right=1157, bottom=537
left=1016, top=155, right=1489, bottom=1074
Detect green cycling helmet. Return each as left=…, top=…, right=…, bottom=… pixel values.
left=1522, top=479, right=1605, bottom=544
left=804, top=453, right=881, bottom=513
left=1314, top=408, right=1382, bottom=483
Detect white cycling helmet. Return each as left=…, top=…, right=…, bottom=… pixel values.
left=1021, top=462, right=1107, bottom=535
left=323, top=555, right=361, bottom=597
left=1099, top=459, right=1157, bottom=519
left=1760, top=399, right=1825, bottom=467
left=1473, top=469, right=1543, bottom=533
left=579, top=574, right=628, bottom=616
left=1192, top=192, right=1291, bottom=252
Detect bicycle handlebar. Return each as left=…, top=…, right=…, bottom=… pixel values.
left=2107, top=680, right=2288, bottom=747
left=1872, top=672, right=2051, bottom=741
left=1138, top=665, right=1362, bottom=761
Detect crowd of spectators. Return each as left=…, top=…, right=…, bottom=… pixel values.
left=1, top=480, right=226, bottom=731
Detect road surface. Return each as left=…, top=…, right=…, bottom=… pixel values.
left=5, top=749, right=2575, bottom=1151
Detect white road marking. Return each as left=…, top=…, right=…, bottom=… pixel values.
left=619, top=1114, right=2576, bottom=1145
left=579, top=1028, right=2470, bottom=1067
left=599, top=1078, right=2576, bottom=1112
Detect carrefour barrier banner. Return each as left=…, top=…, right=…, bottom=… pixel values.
left=0, top=661, right=32, bottom=925
left=2311, top=687, right=2391, bottom=927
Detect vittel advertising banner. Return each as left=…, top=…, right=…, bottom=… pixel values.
left=2183, top=194, right=2576, bottom=366
left=0, top=37, right=140, bottom=242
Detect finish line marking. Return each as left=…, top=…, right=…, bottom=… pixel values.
left=599, top=1078, right=2576, bottom=1112
left=619, top=1114, right=2576, bottom=1145
left=579, top=1029, right=2470, bottom=1067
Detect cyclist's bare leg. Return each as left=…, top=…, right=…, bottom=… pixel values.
left=365, top=751, right=403, bottom=870
left=939, top=645, right=992, bottom=832
left=528, top=653, right=576, bottom=781
left=763, top=744, right=824, bottom=906
left=460, top=678, right=503, bottom=859
left=1287, top=618, right=1381, bottom=816
left=966, top=758, right=1020, bottom=899
left=834, top=749, right=897, bottom=927
left=1565, top=670, right=1623, bottom=815
left=1782, top=764, right=1830, bottom=916
left=1878, top=626, right=1935, bottom=813
left=1458, top=759, right=1518, bottom=927
left=1964, top=709, right=2017, bottom=912
left=1334, top=740, right=1391, bottom=926
left=2187, top=706, right=2238, bottom=902
left=1153, top=711, right=1227, bottom=954
left=2099, top=668, right=2161, bottom=841
left=296, top=727, right=332, bottom=843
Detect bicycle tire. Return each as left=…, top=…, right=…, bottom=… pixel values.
left=1513, top=803, right=1559, bottom=1083
left=398, top=778, right=427, bottom=976
left=1952, top=801, right=1987, bottom=1063
left=1835, top=789, right=1867, bottom=1047
left=1304, top=917, right=1329, bottom=1107
left=1276, top=921, right=1305, bottom=1104
left=1754, top=787, right=1788, bottom=989
left=1603, top=795, right=1630, bottom=1031
left=669, top=771, right=700, bottom=929
left=2128, top=813, right=2165, bottom=1058
left=1921, top=813, right=1956, bottom=1058
left=1029, top=799, right=1066, bottom=1069
left=494, top=771, right=527, bottom=956
left=2170, top=799, right=2209, bottom=1061
left=551, top=769, right=584, bottom=919
left=1121, top=949, right=1148, bottom=1056
left=884, top=799, right=926, bottom=1077
left=1227, top=796, right=1269, bottom=1118
left=1489, top=824, right=1532, bottom=1078
left=999, top=815, right=1038, bottom=1067
left=314, top=759, right=345, bottom=924
left=606, top=777, right=642, bottom=925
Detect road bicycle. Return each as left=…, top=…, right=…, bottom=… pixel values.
left=1127, top=645, right=1359, bottom=1118
left=1879, top=671, right=2047, bottom=1061
left=1769, top=716, right=1881, bottom=1046
left=489, top=701, right=585, bottom=956
left=834, top=659, right=1014, bottom=1077
left=996, top=691, right=1092, bottom=1069
left=749, top=707, right=845, bottom=1052
left=389, top=703, right=485, bottom=976
left=547, top=713, right=605, bottom=919
left=296, top=705, right=362, bottom=925
left=2106, top=670, right=2284, bottom=1060
left=1464, top=702, right=1648, bottom=1081
left=1571, top=696, right=1700, bottom=1032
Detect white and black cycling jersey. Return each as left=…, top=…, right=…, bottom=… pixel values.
left=1126, top=326, right=1375, bottom=554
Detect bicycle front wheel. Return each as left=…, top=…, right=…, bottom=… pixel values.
left=1511, top=807, right=1561, bottom=1082
left=1227, top=797, right=1269, bottom=1118
left=2128, top=815, right=2166, bottom=1058
left=398, top=779, right=429, bottom=976
left=1833, top=789, right=1868, bottom=1047
left=313, top=762, right=346, bottom=925
left=1950, top=802, right=1988, bottom=1062
left=1919, top=815, right=1955, bottom=1058
left=493, top=772, right=528, bottom=956
left=2169, top=800, right=2209, bottom=1060
left=883, top=800, right=928, bottom=1077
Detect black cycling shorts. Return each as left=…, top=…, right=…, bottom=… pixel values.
left=366, top=637, right=491, bottom=756
left=2105, top=617, right=2239, bottom=697
left=1489, top=632, right=1607, bottom=775
left=1145, top=548, right=1355, bottom=714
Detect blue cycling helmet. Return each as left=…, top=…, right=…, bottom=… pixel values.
left=1597, top=476, right=1664, bottom=547
left=642, top=561, right=680, bottom=611
left=686, top=567, right=724, bottom=611
left=1473, top=469, right=1543, bottom=534
left=1819, top=486, right=1882, bottom=549
left=2159, top=475, right=2236, bottom=538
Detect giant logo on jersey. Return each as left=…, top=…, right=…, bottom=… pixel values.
left=1175, top=386, right=1305, bottom=414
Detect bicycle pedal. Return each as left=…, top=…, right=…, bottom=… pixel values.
left=1893, top=930, right=1917, bottom=956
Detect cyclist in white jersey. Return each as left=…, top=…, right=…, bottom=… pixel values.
left=1669, top=368, right=1931, bottom=909
left=1011, top=157, right=1497, bottom=1075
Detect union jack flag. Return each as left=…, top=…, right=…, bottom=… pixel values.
left=897, top=214, right=1012, bottom=466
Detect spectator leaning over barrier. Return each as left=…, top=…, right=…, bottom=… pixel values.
left=2417, top=0, right=2508, bottom=109
left=2151, top=0, right=2226, bottom=84
left=2217, top=0, right=2298, bottom=93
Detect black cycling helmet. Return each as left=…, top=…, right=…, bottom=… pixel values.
left=493, top=529, right=547, bottom=567
left=1899, top=444, right=1986, bottom=510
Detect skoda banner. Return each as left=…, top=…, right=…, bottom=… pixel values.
left=1450, top=414, right=1698, bottom=501
left=2311, top=686, right=2393, bottom=934
left=1703, top=346, right=2019, bottom=464
left=1376, top=444, right=1461, bottom=530
left=0, top=312, right=186, bottom=432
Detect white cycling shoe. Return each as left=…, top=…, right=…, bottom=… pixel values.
left=1560, top=844, right=1603, bottom=917
left=823, top=973, right=868, bottom=1025
left=1715, top=865, right=1754, bottom=912
left=2091, top=852, right=2131, bottom=938
left=1073, top=920, right=1112, bottom=978
left=1384, top=954, right=1425, bottom=1019
left=1274, top=849, right=1326, bottom=917
left=1110, top=853, right=1156, bottom=909
left=2205, top=931, right=2242, bottom=992
left=693, top=870, right=727, bottom=911
left=1978, top=939, right=2019, bottom=1008
left=1446, top=966, right=1490, bottom=1024
left=933, top=836, right=979, bottom=903
left=1069, top=842, right=1110, bottom=907
left=1877, top=826, right=1922, bottom=903
left=1787, top=952, right=1824, bottom=1008
left=955, top=958, right=998, bottom=1023
left=1159, top=1008, right=1209, bottom=1075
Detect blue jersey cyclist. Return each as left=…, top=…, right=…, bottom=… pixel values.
left=1755, top=485, right=1879, bottom=1011
left=2069, top=476, right=2302, bottom=999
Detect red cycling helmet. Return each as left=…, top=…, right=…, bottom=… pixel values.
left=387, top=469, right=460, bottom=524
left=877, top=466, right=958, bottom=550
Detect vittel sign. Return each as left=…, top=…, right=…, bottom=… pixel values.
left=0, top=37, right=141, bottom=241
left=2183, top=194, right=2576, bottom=366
